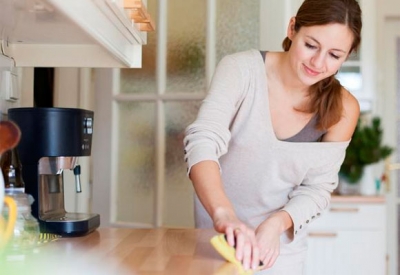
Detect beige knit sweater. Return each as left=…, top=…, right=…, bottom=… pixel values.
left=184, top=49, right=349, bottom=274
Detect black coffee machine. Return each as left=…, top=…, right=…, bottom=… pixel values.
left=8, top=107, right=100, bottom=236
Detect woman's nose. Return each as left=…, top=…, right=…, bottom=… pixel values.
left=310, top=52, right=325, bottom=69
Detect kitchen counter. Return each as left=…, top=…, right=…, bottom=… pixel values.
left=331, top=195, right=385, bottom=203
left=2, top=196, right=386, bottom=274
left=2, top=228, right=245, bottom=275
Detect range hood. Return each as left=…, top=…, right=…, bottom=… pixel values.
left=0, top=0, right=154, bottom=68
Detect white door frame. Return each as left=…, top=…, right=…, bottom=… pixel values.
left=381, top=18, right=400, bottom=275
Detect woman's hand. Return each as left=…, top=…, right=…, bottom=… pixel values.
left=255, top=219, right=282, bottom=269
left=255, top=211, right=293, bottom=269
left=212, top=207, right=261, bottom=271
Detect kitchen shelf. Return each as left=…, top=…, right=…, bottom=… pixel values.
left=0, top=0, right=153, bottom=68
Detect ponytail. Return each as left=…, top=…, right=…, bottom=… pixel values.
left=282, top=37, right=292, bottom=52
left=292, top=74, right=343, bottom=131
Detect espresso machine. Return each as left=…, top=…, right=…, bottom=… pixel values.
left=8, top=107, right=100, bottom=236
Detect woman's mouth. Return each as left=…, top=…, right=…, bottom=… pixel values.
left=303, top=64, right=322, bottom=76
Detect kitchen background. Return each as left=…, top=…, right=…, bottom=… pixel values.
left=1, top=0, right=400, bottom=274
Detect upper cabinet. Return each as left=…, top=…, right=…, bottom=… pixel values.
left=0, top=0, right=155, bottom=68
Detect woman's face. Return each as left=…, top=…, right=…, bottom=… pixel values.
left=287, top=20, right=354, bottom=86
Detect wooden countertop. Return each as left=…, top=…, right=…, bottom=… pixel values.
left=331, top=195, right=385, bottom=204
left=1, top=197, right=385, bottom=274
left=2, top=228, right=248, bottom=275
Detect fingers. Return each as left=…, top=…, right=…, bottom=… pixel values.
left=232, top=227, right=260, bottom=271
left=250, top=244, right=261, bottom=270
left=225, top=227, right=235, bottom=247
left=260, top=248, right=279, bottom=269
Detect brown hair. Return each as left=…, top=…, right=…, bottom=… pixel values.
left=282, top=0, right=362, bottom=130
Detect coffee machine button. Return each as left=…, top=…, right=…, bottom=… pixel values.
left=84, top=118, right=93, bottom=128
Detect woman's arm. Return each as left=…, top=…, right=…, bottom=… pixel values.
left=189, top=160, right=261, bottom=271
left=189, top=160, right=235, bottom=229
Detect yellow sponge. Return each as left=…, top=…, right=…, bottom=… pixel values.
left=210, top=234, right=263, bottom=274
left=211, top=234, right=242, bottom=267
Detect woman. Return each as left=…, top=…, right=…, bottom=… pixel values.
left=183, top=0, right=362, bottom=273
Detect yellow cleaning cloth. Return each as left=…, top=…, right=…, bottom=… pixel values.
left=210, top=234, right=263, bottom=275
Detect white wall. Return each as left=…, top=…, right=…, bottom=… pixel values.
left=259, top=0, right=303, bottom=51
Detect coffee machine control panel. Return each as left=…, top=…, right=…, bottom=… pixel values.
left=82, top=116, right=93, bottom=153
left=83, top=117, right=93, bottom=134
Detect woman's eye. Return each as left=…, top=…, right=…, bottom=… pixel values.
left=330, top=53, right=340, bottom=60
left=305, top=43, right=316, bottom=49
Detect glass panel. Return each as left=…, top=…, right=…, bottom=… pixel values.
left=166, top=0, right=206, bottom=94
left=116, top=102, right=156, bottom=224
left=216, top=0, right=260, bottom=62
left=336, top=66, right=362, bottom=93
left=120, top=0, right=157, bottom=94
left=163, top=101, right=202, bottom=227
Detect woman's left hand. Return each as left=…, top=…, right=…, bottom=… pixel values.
left=255, top=219, right=282, bottom=269
left=255, top=211, right=293, bottom=269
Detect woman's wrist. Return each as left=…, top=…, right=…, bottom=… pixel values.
left=264, top=211, right=294, bottom=234
left=212, top=206, right=236, bottom=222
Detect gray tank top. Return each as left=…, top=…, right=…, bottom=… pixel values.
left=260, top=51, right=326, bottom=142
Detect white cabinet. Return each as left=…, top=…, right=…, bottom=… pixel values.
left=304, top=199, right=386, bottom=275
left=0, top=0, right=154, bottom=68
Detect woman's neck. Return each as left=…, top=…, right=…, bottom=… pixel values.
left=266, top=52, right=309, bottom=97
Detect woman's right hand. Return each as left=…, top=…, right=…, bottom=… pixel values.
left=212, top=207, right=261, bottom=271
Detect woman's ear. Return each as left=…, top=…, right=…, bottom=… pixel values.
left=287, top=17, right=296, bottom=39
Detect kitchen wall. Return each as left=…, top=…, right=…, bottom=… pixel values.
left=0, top=58, right=33, bottom=117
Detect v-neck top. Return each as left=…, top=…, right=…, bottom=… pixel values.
left=184, top=49, right=349, bottom=273
left=259, top=50, right=327, bottom=142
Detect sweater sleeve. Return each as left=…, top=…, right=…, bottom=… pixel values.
left=183, top=54, right=247, bottom=175
left=281, top=145, right=348, bottom=242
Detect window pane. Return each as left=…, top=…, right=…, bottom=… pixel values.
left=166, top=0, right=206, bottom=94
left=216, top=0, right=260, bottom=61
left=120, top=0, right=157, bottom=94
left=337, top=66, right=362, bottom=93
left=115, top=102, right=156, bottom=224
left=163, top=101, right=202, bottom=227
